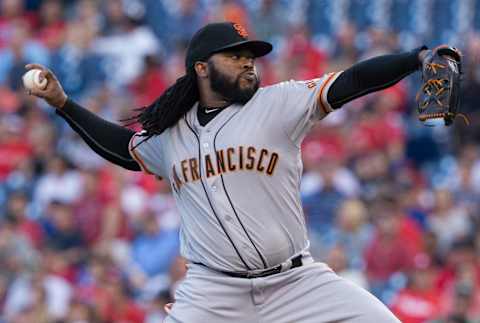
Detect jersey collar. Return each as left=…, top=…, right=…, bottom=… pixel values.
left=188, top=101, right=240, bottom=132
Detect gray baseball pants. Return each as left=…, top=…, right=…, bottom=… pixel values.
left=164, top=260, right=400, bottom=323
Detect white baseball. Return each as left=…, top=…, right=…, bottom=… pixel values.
left=22, top=69, right=48, bottom=91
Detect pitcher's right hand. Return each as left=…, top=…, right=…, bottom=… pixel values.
left=24, top=64, right=68, bottom=109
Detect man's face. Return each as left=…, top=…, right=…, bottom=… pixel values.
left=207, top=49, right=260, bottom=104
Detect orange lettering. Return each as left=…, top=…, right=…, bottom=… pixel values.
left=238, top=146, right=244, bottom=170
left=246, top=147, right=256, bottom=170
left=266, top=153, right=279, bottom=175
left=181, top=160, right=189, bottom=182
left=172, top=165, right=183, bottom=192
left=205, top=155, right=216, bottom=177
left=257, top=149, right=268, bottom=172
left=216, top=150, right=226, bottom=174
left=227, top=147, right=236, bottom=171
left=189, top=158, right=200, bottom=181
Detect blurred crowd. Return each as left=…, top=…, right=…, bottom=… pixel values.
left=1, top=0, right=480, bottom=322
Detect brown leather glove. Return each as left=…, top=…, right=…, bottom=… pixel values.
left=416, top=45, right=466, bottom=126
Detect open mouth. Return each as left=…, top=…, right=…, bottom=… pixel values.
left=241, top=72, right=256, bottom=81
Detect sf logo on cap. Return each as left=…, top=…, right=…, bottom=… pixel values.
left=233, top=23, right=248, bottom=38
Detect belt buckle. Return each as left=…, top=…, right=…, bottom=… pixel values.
left=245, top=261, right=291, bottom=279
left=280, top=259, right=293, bottom=272
left=263, top=265, right=281, bottom=277
left=247, top=267, right=276, bottom=278
left=245, top=271, right=256, bottom=279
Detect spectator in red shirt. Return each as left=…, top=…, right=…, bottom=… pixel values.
left=36, top=0, right=66, bottom=50
left=5, top=191, right=43, bottom=249
left=0, top=0, right=38, bottom=49
left=0, top=117, right=32, bottom=180
left=104, top=274, right=145, bottom=323
left=129, top=55, right=168, bottom=108
left=349, top=88, right=406, bottom=157
left=431, top=282, right=478, bottom=323
left=73, top=170, right=108, bottom=246
left=365, top=194, right=419, bottom=301
left=279, top=24, right=328, bottom=81
left=75, top=253, right=118, bottom=322
left=435, top=239, right=480, bottom=319
left=391, top=253, right=442, bottom=323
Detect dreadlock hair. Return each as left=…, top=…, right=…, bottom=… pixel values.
left=128, top=68, right=199, bottom=141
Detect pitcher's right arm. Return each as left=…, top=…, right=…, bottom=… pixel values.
left=25, top=64, right=141, bottom=171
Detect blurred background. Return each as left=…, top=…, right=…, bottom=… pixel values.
left=1, top=0, right=480, bottom=322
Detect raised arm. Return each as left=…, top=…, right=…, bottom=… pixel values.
left=327, top=47, right=428, bottom=109
left=25, top=64, right=141, bottom=171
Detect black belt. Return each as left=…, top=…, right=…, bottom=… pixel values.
left=195, top=255, right=303, bottom=279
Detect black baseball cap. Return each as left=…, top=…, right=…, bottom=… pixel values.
left=185, top=22, right=273, bottom=70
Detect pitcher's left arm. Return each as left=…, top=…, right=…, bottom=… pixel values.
left=327, top=47, right=429, bottom=109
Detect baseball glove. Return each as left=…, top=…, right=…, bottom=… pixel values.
left=416, top=45, right=467, bottom=126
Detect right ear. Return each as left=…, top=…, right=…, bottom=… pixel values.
left=194, top=61, right=208, bottom=78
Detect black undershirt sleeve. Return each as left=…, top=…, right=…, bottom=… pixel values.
left=327, top=46, right=427, bottom=109
left=56, top=98, right=141, bottom=171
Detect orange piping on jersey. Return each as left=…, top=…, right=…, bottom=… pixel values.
left=317, top=72, right=338, bottom=115
left=128, top=135, right=154, bottom=175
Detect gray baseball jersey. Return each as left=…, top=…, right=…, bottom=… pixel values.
left=129, top=72, right=342, bottom=273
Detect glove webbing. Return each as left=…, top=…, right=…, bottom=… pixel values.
left=418, top=61, right=469, bottom=125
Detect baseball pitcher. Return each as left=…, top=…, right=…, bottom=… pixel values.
left=26, top=22, right=459, bottom=322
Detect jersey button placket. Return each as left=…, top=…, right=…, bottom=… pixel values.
left=252, top=279, right=266, bottom=305
left=200, top=134, right=218, bottom=196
